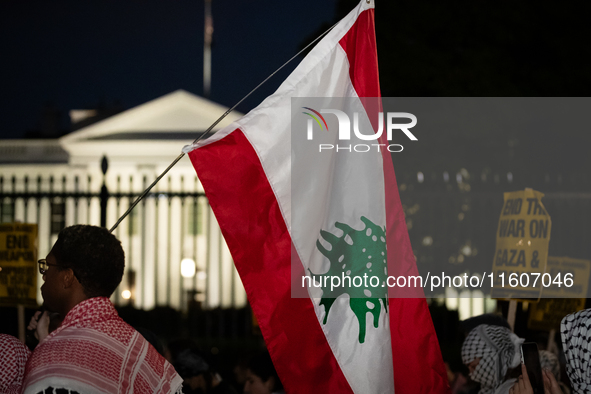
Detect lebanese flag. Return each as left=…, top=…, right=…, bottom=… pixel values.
left=184, top=1, right=449, bottom=393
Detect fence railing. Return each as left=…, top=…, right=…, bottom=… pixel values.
left=0, top=161, right=246, bottom=312
left=2, top=165, right=589, bottom=325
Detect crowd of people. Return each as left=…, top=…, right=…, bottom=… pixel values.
left=0, top=225, right=284, bottom=394
left=446, top=309, right=591, bottom=394
left=1, top=224, right=590, bottom=394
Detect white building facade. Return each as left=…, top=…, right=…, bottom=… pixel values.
left=0, top=90, right=247, bottom=311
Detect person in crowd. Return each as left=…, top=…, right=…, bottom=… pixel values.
left=561, top=308, right=591, bottom=393
left=461, top=314, right=511, bottom=337
left=21, top=224, right=183, bottom=394
left=244, top=352, right=284, bottom=394
left=445, top=360, right=475, bottom=394
left=461, top=324, right=524, bottom=394
left=510, top=364, right=562, bottom=394
left=232, top=358, right=249, bottom=392
left=135, top=326, right=166, bottom=357
left=0, top=265, right=31, bottom=394
left=26, top=308, right=63, bottom=351
left=539, top=351, right=560, bottom=382
left=27, top=310, right=50, bottom=346
left=511, top=308, right=591, bottom=394
left=171, top=346, right=237, bottom=394
left=539, top=350, right=570, bottom=394
left=0, top=334, right=31, bottom=394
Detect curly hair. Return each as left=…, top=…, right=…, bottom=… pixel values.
left=52, top=225, right=125, bottom=298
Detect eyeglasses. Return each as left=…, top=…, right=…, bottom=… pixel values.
left=37, top=259, right=61, bottom=275
left=37, top=259, right=81, bottom=282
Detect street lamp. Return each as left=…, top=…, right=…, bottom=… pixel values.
left=181, top=258, right=196, bottom=278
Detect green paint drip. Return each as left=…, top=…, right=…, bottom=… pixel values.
left=310, top=216, right=388, bottom=344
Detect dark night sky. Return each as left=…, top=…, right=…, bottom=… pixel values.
left=3, top=0, right=591, bottom=177
left=0, top=0, right=337, bottom=139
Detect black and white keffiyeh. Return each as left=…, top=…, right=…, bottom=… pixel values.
left=461, top=324, right=523, bottom=394
left=561, top=308, right=591, bottom=394
left=539, top=350, right=560, bottom=381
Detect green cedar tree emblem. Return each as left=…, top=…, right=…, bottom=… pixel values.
left=310, top=216, right=388, bottom=344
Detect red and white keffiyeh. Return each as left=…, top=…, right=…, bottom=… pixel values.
left=22, top=297, right=183, bottom=394
left=0, top=334, right=31, bottom=394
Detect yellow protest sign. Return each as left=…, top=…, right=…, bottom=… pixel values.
left=0, top=223, right=38, bottom=307
left=527, top=257, right=590, bottom=331
left=543, top=256, right=590, bottom=298
left=491, top=189, right=551, bottom=300
left=528, top=298, right=586, bottom=331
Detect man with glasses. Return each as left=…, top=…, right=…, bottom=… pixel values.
left=21, top=225, right=183, bottom=394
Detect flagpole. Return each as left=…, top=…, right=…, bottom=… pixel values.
left=203, top=0, right=213, bottom=98
left=109, top=21, right=338, bottom=233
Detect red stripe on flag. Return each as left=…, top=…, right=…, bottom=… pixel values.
left=340, top=8, right=451, bottom=394
left=189, top=130, right=354, bottom=394
left=339, top=8, right=381, bottom=98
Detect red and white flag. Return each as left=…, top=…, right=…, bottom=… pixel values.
left=184, top=1, right=449, bottom=392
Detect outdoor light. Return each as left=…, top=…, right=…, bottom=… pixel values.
left=181, top=258, right=196, bottom=278
left=121, top=290, right=131, bottom=299
left=422, top=236, right=433, bottom=246
left=462, top=245, right=472, bottom=256
left=195, top=293, right=206, bottom=302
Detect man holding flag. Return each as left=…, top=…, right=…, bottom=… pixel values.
left=184, top=0, right=450, bottom=392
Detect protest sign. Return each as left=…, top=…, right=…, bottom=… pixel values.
left=0, top=223, right=38, bottom=307
left=491, top=189, right=551, bottom=300
left=528, top=298, right=586, bottom=331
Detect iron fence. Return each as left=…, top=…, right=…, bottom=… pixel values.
left=0, top=161, right=246, bottom=313
left=2, top=164, right=590, bottom=336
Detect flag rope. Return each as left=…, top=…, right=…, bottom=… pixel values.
left=109, top=21, right=337, bottom=232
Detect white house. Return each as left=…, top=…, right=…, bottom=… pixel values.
left=0, top=90, right=498, bottom=322
left=0, top=90, right=247, bottom=311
